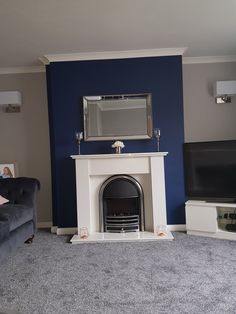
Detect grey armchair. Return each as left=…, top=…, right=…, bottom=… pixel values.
left=0, top=177, right=40, bottom=262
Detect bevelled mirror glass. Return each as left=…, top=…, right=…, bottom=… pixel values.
left=83, top=93, right=152, bottom=141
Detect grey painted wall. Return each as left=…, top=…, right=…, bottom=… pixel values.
left=0, top=72, right=52, bottom=224
left=183, top=62, right=236, bottom=142
left=0, top=61, right=235, bottom=225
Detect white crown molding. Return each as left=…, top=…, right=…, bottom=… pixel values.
left=0, top=65, right=45, bottom=74
left=183, top=55, right=236, bottom=64
left=40, top=47, right=187, bottom=64
left=39, top=56, right=50, bottom=65
left=2, top=51, right=235, bottom=73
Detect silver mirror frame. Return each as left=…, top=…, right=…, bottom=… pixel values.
left=83, top=93, right=153, bottom=141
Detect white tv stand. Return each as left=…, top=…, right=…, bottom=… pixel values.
left=185, top=200, right=236, bottom=241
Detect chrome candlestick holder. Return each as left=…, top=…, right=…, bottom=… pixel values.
left=75, top=131, right=83, bottom=154
left=153, top=128, right=161, bottom=152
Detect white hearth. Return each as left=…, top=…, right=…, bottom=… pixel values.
left=71, top=152, right=173, bottom=243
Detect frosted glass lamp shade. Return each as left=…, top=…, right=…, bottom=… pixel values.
left=0, top=91, right=22, bottom=105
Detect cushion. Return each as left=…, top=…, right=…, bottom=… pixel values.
left=0, top=195, right=9, bottom=205
left=0, top=204, right=34, bottom=232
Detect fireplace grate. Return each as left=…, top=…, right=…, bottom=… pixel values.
left=105, top=214, right=139, bottom=233
left=100, top=175, right=145, bottom=233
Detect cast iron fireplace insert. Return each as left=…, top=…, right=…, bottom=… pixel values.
left=99, top=175, right=145, bottom=233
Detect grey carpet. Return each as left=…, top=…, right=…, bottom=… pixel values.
left=0, top=230, right=236, bottom=314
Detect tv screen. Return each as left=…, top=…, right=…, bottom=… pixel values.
left=184, top=140, right=236, bottom=201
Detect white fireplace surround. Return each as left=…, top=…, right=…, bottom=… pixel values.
left=71, top=152, right=173, bottom=243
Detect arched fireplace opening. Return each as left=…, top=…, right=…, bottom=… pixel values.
left=99, top=175, right=145, bottom=233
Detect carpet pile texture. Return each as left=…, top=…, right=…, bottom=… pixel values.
left=0, top=230, right=236, bottom=314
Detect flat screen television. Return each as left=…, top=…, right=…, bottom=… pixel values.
left=184, top=140, right=236, bottom=202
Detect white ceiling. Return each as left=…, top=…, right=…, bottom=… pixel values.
left=0, top=0, right=236, bottom=68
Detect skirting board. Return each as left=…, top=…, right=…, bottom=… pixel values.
left=37, top=221, right=52, bottom=228
left=187, top=230, right=236, bottom=241
left=168, top=224, right=186, bottom=232
left=51, top=226, right=78, bottom=235
left=51, top=224, right=186, bottom=235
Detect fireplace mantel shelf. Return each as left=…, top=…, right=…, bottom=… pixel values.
left=71, top=152, right=168, bottom=159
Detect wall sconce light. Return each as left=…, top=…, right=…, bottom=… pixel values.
left=0, top=91, right=22, bottom=113
left=214, top=81, right=236, bottom=104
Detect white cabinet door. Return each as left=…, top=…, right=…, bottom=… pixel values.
left=186, top=204, right=218, bottom=233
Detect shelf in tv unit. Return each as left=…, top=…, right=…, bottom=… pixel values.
left=185, top=200, right=236, bottom=241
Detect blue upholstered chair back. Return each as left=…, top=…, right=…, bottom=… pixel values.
left=0, top=177, right=40, bottom=207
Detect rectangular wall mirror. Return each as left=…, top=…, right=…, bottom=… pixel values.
left=83, top=93, right=152, bottom=141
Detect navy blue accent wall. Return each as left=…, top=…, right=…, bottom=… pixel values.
left=46, top=56, right=186, bottom=227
